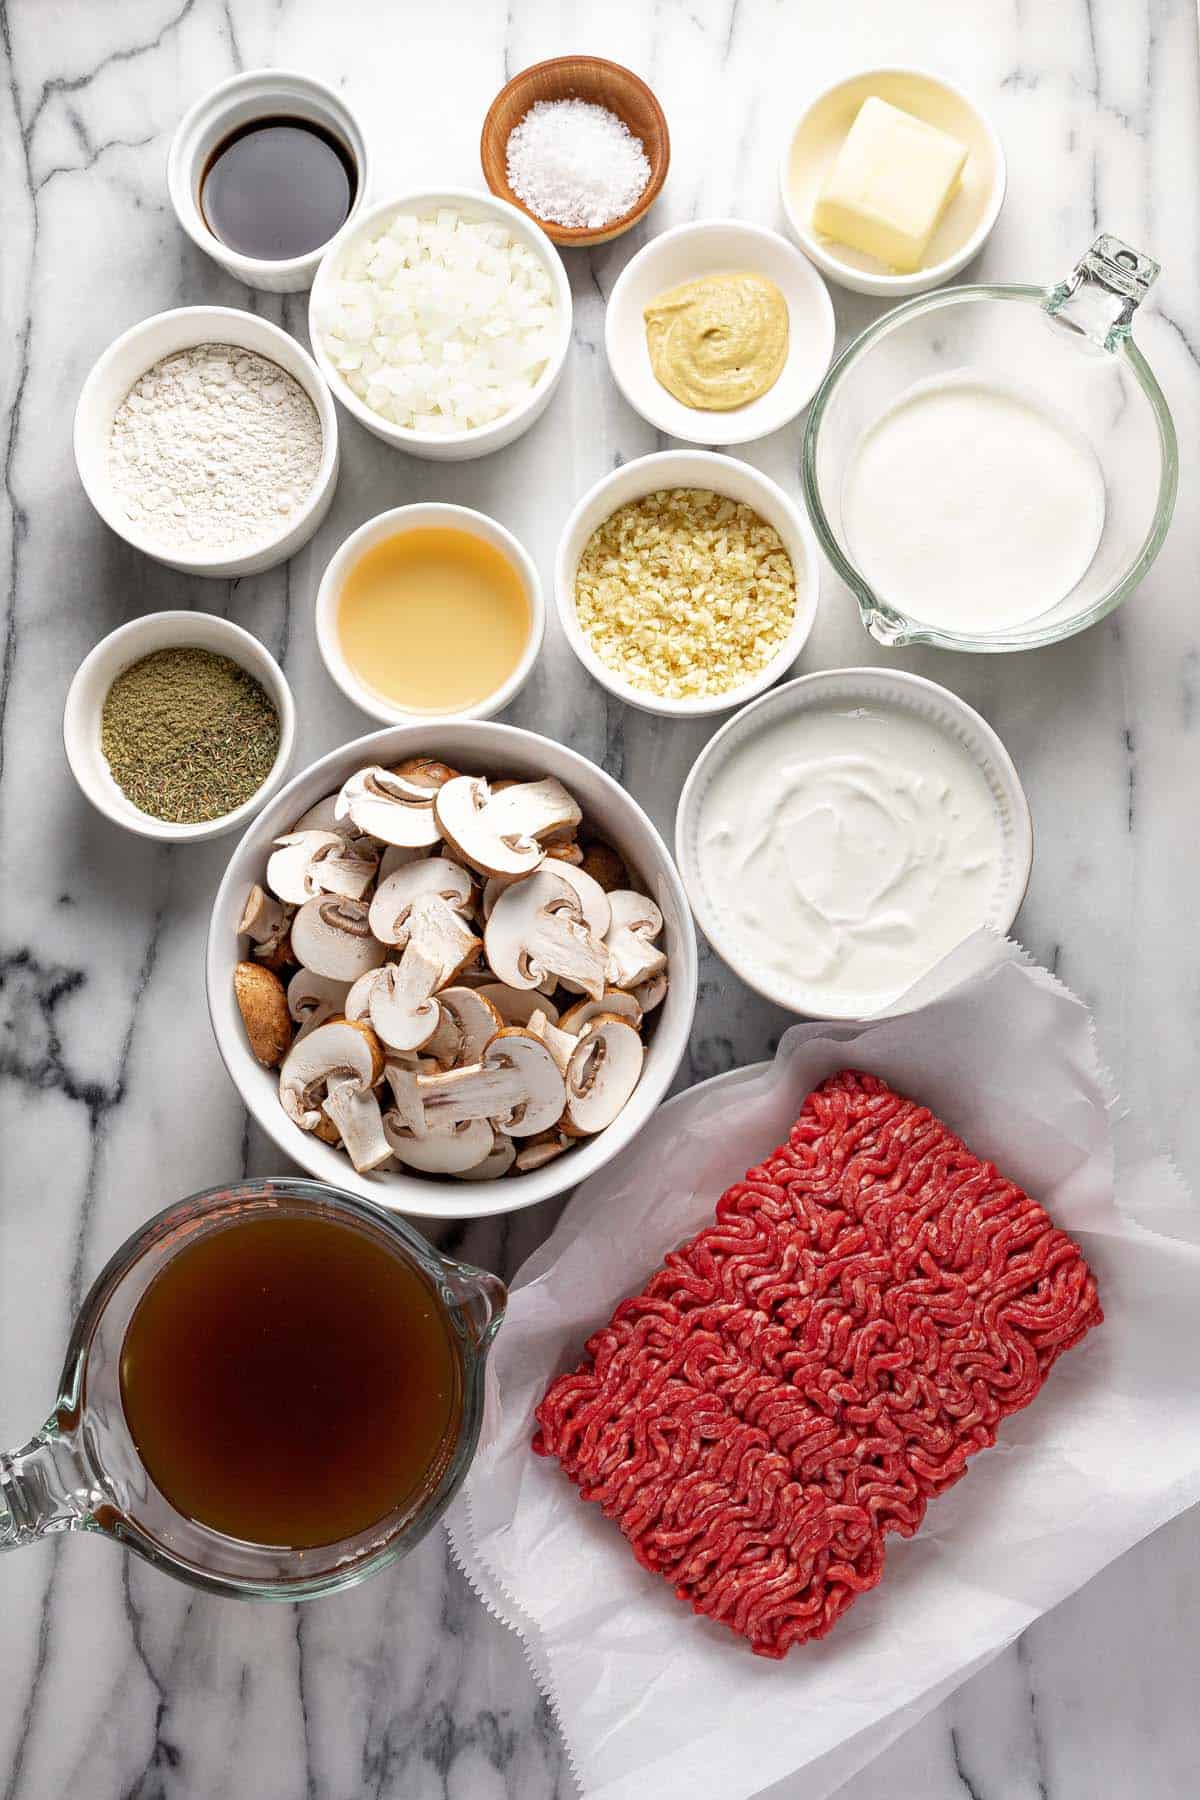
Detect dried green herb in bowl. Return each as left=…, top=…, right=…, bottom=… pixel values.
left=100, top=646, right=281, bottom=824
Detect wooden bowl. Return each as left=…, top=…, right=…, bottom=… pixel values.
left=480, top=55, right=669, bottom=247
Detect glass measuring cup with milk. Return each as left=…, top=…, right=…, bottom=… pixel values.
left=803, top=234, right=1177, bottom=651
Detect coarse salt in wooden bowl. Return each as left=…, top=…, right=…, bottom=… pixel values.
left=480, top=55, right=669, bottom=247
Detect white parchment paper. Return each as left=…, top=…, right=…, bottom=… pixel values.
left=445, top=935, right=1200, bottom=1800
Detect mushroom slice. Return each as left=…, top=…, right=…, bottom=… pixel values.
left=287, top=968, right=351, bottom=1043
left=562, top=1013, right=644, bottom=1135
left=580, top=842, right=629, bottom=893
left=378, top=843, right=431, bottom=881
left=382, top=1060, right=427, bottom=1136
left=472, top=983, right=560, bottom=1028
left=633, top=970, right=668, bottom=1014
left=515, top=1132, right=571, bottom=1172
left=279, top=1017, right=385, bottom=1168
left=526, top=1007, right=579, bottom=1076
left=558, top=989, right=643, bottom=1035
left=291, top=896, right=386, bottom=983
left=383, top=1112, right=495, bottom=1175
left=292, top=794, right=358, bottom=841
left=239, top=883, right=289, bottom=947
left=391, top=756, right=460, bottom=790
left=308, top=836, right=379, bottom=901
left=368, top=858, right=474, bottom=947
left=322, top=1075, right=391, bottom=1174
left=485, top=870, right=607, bottom=1003
left=344, top=945, right=440, bottom=1054
left=541, top=861, right=612, bottom=940
left=335, top=766, right=442, bottom=847
left=234, top=962, right=291, bottom=1068
left=266, top=831, right=347, bottom=905
left=451, top=1129, right=517, bottom=1181
left=417, top=1029, right=566, bottom=1139
left=434, top=776, right=582, bottom=878
left=430, top=986, right=504, bottom=1068
left=545, top=840, right=584, bottom=867
left=605, top=891, right=668, bottom=991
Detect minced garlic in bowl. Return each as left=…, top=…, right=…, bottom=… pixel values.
left=572, top=488, right=797, bottom=702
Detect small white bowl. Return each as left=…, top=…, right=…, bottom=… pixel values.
left=207, top=719, right=699, bottom=1219
left=75, top=306, right=339, bottom=578
left=167, top=69, right=369, bottom=293
left=780, top=67, right=1007, bottom=298
left=554, top=450, right=820, bottom=719
left=308, top=189, right=573, bottom=463
left=315, top=503, right=545, bottom=725
left=675, top=668, right=1033, bottom=1019
left=604, top=220, right=835, bottom=444
left=64, top=611, right=296, bottom=843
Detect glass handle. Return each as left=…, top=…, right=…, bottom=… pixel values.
left=0, top=1421, right=98, bottom=1549
left=447, top=1264, right=508, bottom=1350
left=1044, top=233, right=1160, bottom=352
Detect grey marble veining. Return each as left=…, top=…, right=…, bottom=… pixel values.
left=2, top=1, right=1199, bottom=1796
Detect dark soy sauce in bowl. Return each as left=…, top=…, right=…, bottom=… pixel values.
left=200, top=116, right=357, bottom=261
left=118, top=1212, right=461, bottom=1548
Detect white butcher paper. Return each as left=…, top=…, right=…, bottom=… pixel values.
left=446, top=931, right=1200, bottom=1800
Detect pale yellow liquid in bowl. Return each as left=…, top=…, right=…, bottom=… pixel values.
left=337, top=527, right=532, bottom=712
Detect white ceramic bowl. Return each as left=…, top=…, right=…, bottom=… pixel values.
left=308, top=190, right=573, bottom=462
left=604, top=220, right=835, bottom=444
left=554, top=450, right=820, bottom=719
left=207, top=720, right=699, bottom=1219
left=675, top=668, right=1033, bottom=1019
left=64, top=611, right=296, bottom=843
left=780, top=67, right=1007, bottom=298
left=75, top=306, right=339, bottom=578
left=167, top=69, right=369, bottom=293
left=315, top=503, right=545, bottom=725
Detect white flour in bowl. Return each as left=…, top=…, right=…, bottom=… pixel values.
left=106, top=343, right=323, bottom=553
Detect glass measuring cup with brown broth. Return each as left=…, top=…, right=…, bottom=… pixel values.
left=0, top=1181, right=504, bottom=1596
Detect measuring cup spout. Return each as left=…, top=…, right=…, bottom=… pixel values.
left=0, top=1420, right=99, bottom=1550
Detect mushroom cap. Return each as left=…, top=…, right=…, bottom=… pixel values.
left=336, top=766, right=441, bottom=847
left=391, top=756, right=460, bottom=790
left=290, top=895, right=386, bottom=983
left=368, top=858, right=474, bottom=947
left=580, top=841, right=629, bottom=893
left=434, top=775, right=544, bottom=879
left=544, top=840, right=584, bottom=867
left=234, top=961, right=291, bottom=1068
left=383, top=1112, right=494, bottom=1175
left=485, top=870, right=607, bottom=1002
left=558, top=989, right=643, bottom=1034
left=604, top=889, right=668, bottom=991
left=279, top=1016, right=384, bottom=1130
left=266, top=830, right=346, bottom=905
left=562, top=1013, right=644, bottom=1135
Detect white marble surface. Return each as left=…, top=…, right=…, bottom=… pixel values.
left=1, top=1, right=1198, bottom=1796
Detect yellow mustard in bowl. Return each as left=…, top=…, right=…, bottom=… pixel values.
left=643, top=271, right=788, bottom=411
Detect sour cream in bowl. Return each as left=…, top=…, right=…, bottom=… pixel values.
left=675, top=669, right=1032, bottom=1019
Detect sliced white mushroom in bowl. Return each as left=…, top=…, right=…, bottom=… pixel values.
left=605, top=890, right=668, bottom=990
left=287, top=967, right=352, bottom=1042
left=278, top=1016, right=390, bottom=1174
left=383, top=1112, right=495, bottom=1175
left=336, top=766, right=442, bottom=847
left=290, top=895, right=387, bottom=983
left=485, top=869, right=607, bottom=1001
left=368, top=857, right=474, bottom=946
left=562, top=1012, right=645, bottom=1135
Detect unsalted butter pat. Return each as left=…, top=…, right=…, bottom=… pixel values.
left=814, top=96, right=968, bottom=273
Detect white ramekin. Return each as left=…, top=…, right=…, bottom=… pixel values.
left=207, top=720, right=698, bottom=1219
left=675, top=668, right=1033, bottom=1019
left=780, top=67, right=1007, bottom=298
left=604, top=219, right=835, bottom=445
left=167, top=69, right=369, bottom=292
left=64, top=611, right=296, bottom=844
left=554, top=450, right=820, bottom=719
left=308, top=190, right=573, bottom=462
left=74, top=305, right=339, bottom=579
left=315, top=503, right=545, bottom=725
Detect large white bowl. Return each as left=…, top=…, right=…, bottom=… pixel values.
left=604, top=219, right=835, bottom=444
left=207, top=720, right=699, bottom=1219
left=675, top=668, right=1033, bottom=1019
left=314, top=503, right=545, bottom=726
left=308, top=190, right=573, bottom=462
left=554, top=450, right=820, bottom=719
left=74, top=306, right=339, bottom=578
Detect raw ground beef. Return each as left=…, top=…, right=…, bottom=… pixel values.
left=533, top=1070, right=1103, bottom=1658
